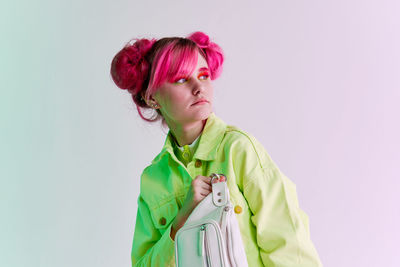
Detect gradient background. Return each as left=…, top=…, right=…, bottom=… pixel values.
left=2, top=0, right=399, bottom=266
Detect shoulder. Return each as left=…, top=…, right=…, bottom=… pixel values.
left=223, top=123, right=289, bottom=190
left=222, top=124, right=272, bottom=170
left=137, top=163, right=178, bottom=212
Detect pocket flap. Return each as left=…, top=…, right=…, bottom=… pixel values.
left=150, top=200, right=179, bottom=230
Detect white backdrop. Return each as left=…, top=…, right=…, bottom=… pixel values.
left=2, top=0, right=399, bottom=266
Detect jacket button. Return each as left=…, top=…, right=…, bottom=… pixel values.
left=195, top=159, right=202, bottom=168
left=182, top=152, right=189, bottom=160
left=159, top=217, right=167, bottom=226
left=234, top=205, right=242, bottom=214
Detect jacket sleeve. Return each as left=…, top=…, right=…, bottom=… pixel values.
left=131, top=195, right=176, bottom=267
left=240, top=137, right=322, bottom=266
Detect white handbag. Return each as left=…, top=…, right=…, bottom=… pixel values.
left=175, top=173, right=249, bottom=267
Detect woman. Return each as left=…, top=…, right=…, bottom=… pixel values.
left=110, top=31, right=322, bottom=267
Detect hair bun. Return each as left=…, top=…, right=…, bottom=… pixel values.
left=110, top=38, right=156, bottom=94
left=187, top=31, right=210, bottom=48
left=187, top=31, right=224, bottom=80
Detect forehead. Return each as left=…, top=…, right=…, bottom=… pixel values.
left=196, top=52, right=208, bottom=68
left=175, top=51, right=208, bottom=76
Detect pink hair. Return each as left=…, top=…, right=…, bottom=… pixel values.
left=110, top=31, right=224, bottom=124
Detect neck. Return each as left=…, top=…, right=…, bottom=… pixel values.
left=169, top=119, right=207, bottom=147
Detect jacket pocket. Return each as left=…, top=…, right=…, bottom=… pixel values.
left=149, top=199, right=179, bottom=235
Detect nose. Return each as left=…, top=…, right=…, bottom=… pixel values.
left=192, top=80, right=204, bottom=95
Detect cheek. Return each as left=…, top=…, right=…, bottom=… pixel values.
left=172, top=93, right=186, bottom=102
left=206, top=84, right=214, bottom=98
left=160, top=91, right=186, bottom=113
left=166, top=93, right=185, bottom=109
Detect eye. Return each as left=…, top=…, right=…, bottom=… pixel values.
left=174, top=77, right=188, bottom=84
left=198, top=72, right=210, bottom=80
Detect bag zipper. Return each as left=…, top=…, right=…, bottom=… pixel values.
left=198, top=224, right=213, bottom=267
left=199, top=225, right=205, bottom=257
left=176, top=219, right=226, bottom=267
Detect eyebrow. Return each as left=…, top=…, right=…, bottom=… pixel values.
left=198, top=67, right=209, bottom=72
left=175, top=67, right=209, bottom=77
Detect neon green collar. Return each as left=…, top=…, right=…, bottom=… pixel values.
left=151, top=112, right=227, bottom=164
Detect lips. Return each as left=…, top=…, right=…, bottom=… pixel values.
left=192, top=99, right=209, bottom=105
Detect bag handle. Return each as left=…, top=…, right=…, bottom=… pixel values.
left=210, top=173, right=229, bottom=207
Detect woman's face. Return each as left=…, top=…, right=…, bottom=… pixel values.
left=152, top=52, right=213, bottom=126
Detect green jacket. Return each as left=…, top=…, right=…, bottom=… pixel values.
left=131, top=112, right=322, bottom=266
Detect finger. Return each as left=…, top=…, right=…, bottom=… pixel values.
left=198, top=184, right=212, bottom=195
left=200, top=189, right=212, bottom=197
left=200, top=175, right=212, bottom=185
left=204, top=177, right=213, bottom=186
left=201, top=184, right=212, bottom=192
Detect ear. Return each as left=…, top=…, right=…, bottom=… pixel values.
left=142, top=91, right=160, bottom=109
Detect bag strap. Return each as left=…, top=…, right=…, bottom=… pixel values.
left=210, top=173, right=229, bottom=207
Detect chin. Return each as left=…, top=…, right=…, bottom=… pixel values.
left=196, top=107, right=212, bottom=119
left=187, top=107, right=212, bottom=122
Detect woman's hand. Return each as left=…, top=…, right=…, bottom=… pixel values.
left=181, top=175, right=212, bottom=213
left=170, top=175, right=212, bottom=240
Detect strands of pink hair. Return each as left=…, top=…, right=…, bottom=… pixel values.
left=145, top=41, right=200, bottom=101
